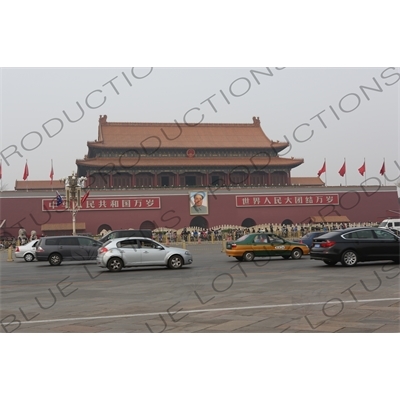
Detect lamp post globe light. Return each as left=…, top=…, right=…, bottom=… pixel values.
left=64, top=172, right=87, bottom=236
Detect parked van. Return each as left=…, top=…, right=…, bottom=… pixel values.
left=35, top=236, right=102, bottom=266
left=378, top=219, right=400, bottom=234
left=99, top=229, right=153, bottom=244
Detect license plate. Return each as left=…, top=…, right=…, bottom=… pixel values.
left=314, top=244, right=320, bottom=248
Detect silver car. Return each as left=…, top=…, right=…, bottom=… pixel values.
left=15, top=240, right=39, bottom=262
left=97, top=237, right=193, bottom=272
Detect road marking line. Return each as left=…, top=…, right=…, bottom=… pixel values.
left=7, top=297, right=400, bottom=326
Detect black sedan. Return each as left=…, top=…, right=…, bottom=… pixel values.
left=310, top=227, right=400, bottom=266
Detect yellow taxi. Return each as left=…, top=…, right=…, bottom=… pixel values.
left=225, top=233, right=310, bottom=261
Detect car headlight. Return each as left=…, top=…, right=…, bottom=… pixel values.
left=185, top=251, right=191, bottom=255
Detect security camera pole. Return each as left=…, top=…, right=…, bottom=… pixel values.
left=64, top=172, right=87, bottom=236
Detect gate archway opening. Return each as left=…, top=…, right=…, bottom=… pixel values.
left=97, top=224, right=112, bottom=234
left=140, top=220, right=156, bottom=230
left=242, top=218, right=256, bottom=228
left=189, top=216, right=209, bottom=229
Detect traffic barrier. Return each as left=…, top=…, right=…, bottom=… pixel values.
left=7, top=247, right=14, bottom=262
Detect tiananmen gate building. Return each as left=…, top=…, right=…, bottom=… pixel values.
left=1, top=116, right=398, bottom=237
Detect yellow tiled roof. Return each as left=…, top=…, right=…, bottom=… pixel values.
left=291, top=177, right=325, bottom=186
left=15, top=180, right=64, bottom=190
left=89, top=118, right=289, bottom=150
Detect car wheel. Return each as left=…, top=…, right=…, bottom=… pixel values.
left=291, top=248, right=303, bottom=259
left=243, top=252, right=254, bottom=262
left=341, top=250, right=358, bottom=266
left=235, top=257, right=244, bottom=261
left=24, top=253, right=35, bottom=262
left=107, top=257, right=123, bottom=272
left=323, top=260, right=337, bottom=266
left=168, top=255, right=183, bottom=269
left=49, top=253, right=62, bottom=266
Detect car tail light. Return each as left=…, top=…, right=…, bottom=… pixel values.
left=231, top=243, right=237, bottom=248
left=36, top=246, right=44, bottom=253
left=16, top=247, right=20, bottom=252
left=99, top=247, right=108, bottom=254
left=320, top=240, right=336, bottom=248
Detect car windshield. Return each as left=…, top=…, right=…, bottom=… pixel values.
left=374, top=229, right=398, bottom=239
left=236, top=235, right=250, bottom=242
left=302, top=233, right=313, bottom=239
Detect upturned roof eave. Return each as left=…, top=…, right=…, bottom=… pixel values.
left=76, top=157, right=304, bottom=168
left=85, top=141, right=290, bottom=151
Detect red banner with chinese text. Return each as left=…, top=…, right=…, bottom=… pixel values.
left=42, top=196, right=161, bottom=211
left=236, top=194, right=339, bottom=207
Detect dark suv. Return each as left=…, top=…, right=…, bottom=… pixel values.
left=310, top=227, right=400, bottom=266
left=36, top=236, right=102, bottom=266
left=99, top=229, right=153, bottom=244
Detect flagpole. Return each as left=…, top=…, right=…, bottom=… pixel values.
left=51, top=159, right=54, bottom=191
left=325, top=158, right=328, bottom=187
left=383, top=158, right=386, bottom=186
left=364, top=157, right=367, bottom=185
left=25, top=159, right=28, bottom=192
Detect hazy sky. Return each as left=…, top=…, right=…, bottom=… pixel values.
left=1, top=2, right=399, bottom=394
left=1, top=67, right=398, bottom=190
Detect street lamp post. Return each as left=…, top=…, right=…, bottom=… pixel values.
left=64, top=172, right=87, bottom=236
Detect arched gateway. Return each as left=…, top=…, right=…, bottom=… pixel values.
left=189, top=216, right=209, bottom=229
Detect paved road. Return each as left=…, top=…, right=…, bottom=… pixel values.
left=1, top=244, right=399, bottom=333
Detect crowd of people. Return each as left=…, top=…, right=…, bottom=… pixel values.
left=0, top=222, right=380, bottom=249
left=0, top=229, right=38, bottom=249
left=155, top=222, right=361, bottom=243
left=157, top=228, right=224, bottom=243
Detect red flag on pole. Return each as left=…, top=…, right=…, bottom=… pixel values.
left=380, top=161, right=386, bottom=175
left=358, top=161, right=366, bottom=176
left=317, top=161, right=326, bottom=177
left=50, top=160, right=54, bottom=183
left=81, top=191, right=90, bottom=204
left=338, top=161, right=346, bottom=177
left=23, top=161, right=29, bottom=180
